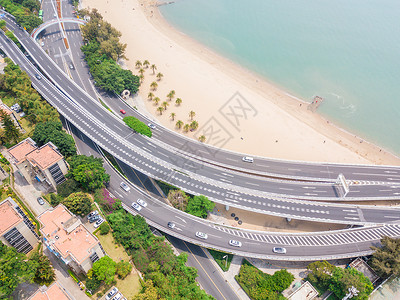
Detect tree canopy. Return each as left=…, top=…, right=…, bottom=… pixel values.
left=185, top=195, right=215, bottom=219
left=90, top=256, right=117, bottom=285
left=32, top=121, right=76, bottom=157
left=329, top=267, right=373, bottom=300
left=370, top=236, right=400, bottom=278
left=62, top=192, right=92, bottom=217
left=123, top=116, right=152, bottom=137
left=67, top=155, right=110, bottom=192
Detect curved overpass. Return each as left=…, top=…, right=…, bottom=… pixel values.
left=1, top=13, right=400, bottom=226
left=31, top=18, right=87, bottom=40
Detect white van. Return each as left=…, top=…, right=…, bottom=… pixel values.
left=242, top=156, right=254, bottom=163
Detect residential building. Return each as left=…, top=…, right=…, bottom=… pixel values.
left=349, top=257, right=379, bottom=284
left=0, top=197, right=39, bottom=253
left=38, top=205, right=105, bottom=274
left=28, top=281, right=72, bottom=300
left=287, top=281, right=318, bottom=300
left=7, top=138, right=68, bottom=190
left=0, top=102, right=20, bottom=128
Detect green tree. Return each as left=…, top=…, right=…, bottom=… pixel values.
left=153, top=97, right=160, bottom=105
left=135, top=60, right=142, bottom=68
left=0, top=242, right=36, bottom=297
left=0, top=111, right=20, bottom=144
left=329, top=267, right=373, bottom=300
left=30, top=250, right=56, bottom=285
left=143, top=60, right=150, bottom=68
left=123, top=116, right=152, bottom=137
left=32, top=121, right=76, bottom=157
left=57, top=178, right=81, bottom=198
left=156, top=72, right=163, bottom=81
left=168, top=189, right=189, bottom=211
left=139, top=68, right=145, bottom=75
left=307, top=260, right=335, bottom=289
left=150, top=81, right=158, bottom=91
left=157, top=106, right=164, bottom=115
left=134, top=280, right=160, bottom=300
left=67, top=155, right=110, bottom=191
left=22, top=0, right=40, bottom=12
left=176, top=120, right=183, bottom=129
left=0, top=20, right=6, bottom=30
left=116, top=260, right=132, bottom=279
left=198, top=135, right=206, bottom=142
left=186, top=195, right=215, bottom=218
left=150, top=64, right=157, bottom=74
left=91, top=256, right=116, bottom=285
left=147, top=92, right=154, bottom=101
left=167, top=90, right=175, bottom=101
left=170, top=112, right=176, bottom=121
left=162, top=101, right=169, bottom=110
left=99, top=222, right=110, bottom=235
left=190, top=120, right=199, bottom=131
left=183, top=123, right=190, bottom=133
left=62, top=192, right=92, bottom=217
left=175, top=97, right=183, bottom=106
left=189, top=110, right=196, bottom=120
left=370, top=236, right=400, bottom=278
left=272, top=269, right=294, bottom=292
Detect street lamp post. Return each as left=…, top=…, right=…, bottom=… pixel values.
left=223, top=255, right=228, bottom=270
left=343, top=286, right=359, bottom=300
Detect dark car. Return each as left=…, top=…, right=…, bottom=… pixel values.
left=89, top=215, right=100, bottom=223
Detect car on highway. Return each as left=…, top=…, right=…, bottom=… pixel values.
left=89, top=215, right=100, bottom=223
left=148, top=123, right=156, bottom=130
left=195, top=232, right=208, bottom=239
left=94, top=218, right=104, bottom=228
left=41, top=41, right=44, bottom=47
left=120, top=182, right=130, bottom=192
left=88, top=210, right=98, bottom=219
left=229, top=240, right=242, bottom=247
left=105, top=287, right=118, bottom=300
left=167, top=222, right=176, bottom=229
left=37, top=197, right=45, bottom=205
left=242, top=156, right=254, bottom=163
left=69, top=63, right=74, bottom=69
left=120, top=109, right=126, bottom=114
left=35, top=74, right=41, bottom=80
left=131, top=202, right=142, bottom=212
left=137, top=199, right=147, bottom=207
left=272, top=247, right=287, bottom=254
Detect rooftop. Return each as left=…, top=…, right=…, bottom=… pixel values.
left=38, top=205, right=99, bottom=264
left=8, top=138, right=37, bottom=164
left=26, top=143, right=63, bottom=170
left=350, top=257, right=379, bottom=283
left=0, top=198, right=23, bottom=236
left=288, top=281, right=318, bottom=300
left=0, top=103, right=13, bottom=116
left=29, top=281, right=72, bottom=300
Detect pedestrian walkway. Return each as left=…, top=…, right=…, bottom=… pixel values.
left=203, top=250, right=250, bottom=300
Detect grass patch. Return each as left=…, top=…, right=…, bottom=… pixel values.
left=208, top=249, right=233, bottom=272
left=96, top=232, right=141, bottom=298
left=99, top=98, right=113, bottom=113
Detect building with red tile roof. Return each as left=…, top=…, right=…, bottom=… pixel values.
left=28, top=281, right=72, bottom=300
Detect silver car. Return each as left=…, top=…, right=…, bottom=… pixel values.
left=131, top=202, right=142, bottom=212
left=272, top=247, right=287, bottom=254
left=229, top=240, right=242, bottom=247
left=195, top=232, right=208, bottom=239
left=105, top=287, right=118, bottom=300
left=148, top=123, right=156, bottom=129
left=137, top=199, right=147, bottom=207
left=120, top=182, right=130, bottom=192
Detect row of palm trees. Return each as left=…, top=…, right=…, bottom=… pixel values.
left=148, top=90, right=183, bottom=106
left=175, top=120, right=199, bottom=132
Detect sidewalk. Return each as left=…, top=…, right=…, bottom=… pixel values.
left=203, top=250, right=250, bottom=300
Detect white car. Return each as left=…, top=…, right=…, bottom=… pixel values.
left=88, top=210, right=98, bottom=219
left=111, top=293, right=122, bottom=300
left=131, top=202, right=142, bottom=211
left=195, top=232, right=208, bottom=239
left=242, top=156, right=254, bottom=163
left=229, top=240, right=242, bottom=247
left=94, top=218, right=104, bottom=228
left=272, top=247, right=287, bottom=254
left=137, top=199, right=147, bottom=207
left=105, top=287, right=118, bottom=300
left=148, top=123, right=156, bottom=129
left=167, top=222, right=176, bottom=229
left=41, top=41, right=44, bottom=47
left=120, top=182, right=130, bottom=192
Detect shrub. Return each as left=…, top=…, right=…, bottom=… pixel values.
left=116, top=260, right=132, bottom=279
left=123, top=116, right=152, bottom=137
left=99, top=222, right=110, bottom=235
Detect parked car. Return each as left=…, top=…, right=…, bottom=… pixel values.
left=242, top=156, right=254, bottom=163
left=120, top=109, right=126, bottom=114
left=137, top=199, right=147, bottom=207
left=111, top=293, right=122, bottom=300
left=89, top=215, right=100, bottom=223
left=120, top=182, right=130, bottom=192
left=37, top=197, right=45, bottom=205
left=148, top=123, right=156, bottom=129
left=272, top=247, right=287, bottom=254
left=229, top=240, right=242, bottom=247
left=131, top=202, right=142, bottom=212
left=167, top=222, right=176, bottom=229
left=88, top=210, right=98, bottom=219
left=94, top=218, right=104, bottom=228
left=105, top=287, right=118, bottom=300
left=195, top=232, right=208, bottom=239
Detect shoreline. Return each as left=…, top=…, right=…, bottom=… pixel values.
left=81, top=0, right=400, bottom=165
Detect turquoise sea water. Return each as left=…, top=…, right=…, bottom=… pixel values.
left=159, top=0, right=400, bottom=155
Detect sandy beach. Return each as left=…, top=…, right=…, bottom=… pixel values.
left=81, top=0, right=400, bottom=165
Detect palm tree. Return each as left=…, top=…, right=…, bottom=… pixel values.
left=167, top=90, right=176, bottom=101
left=150, top=81, right=158, bottom=91
left=189, top=110, right=196, bottom=120
left=139, top=68, right=145, bottom=75
left=190, top=120, right=199, bottom=131
left=139, top=74, right=144, bottom=83
left=143, top=60, right=150, bottom=68
left=183, top=124, right=190, bottom=133
left=170, top=112, right=176, bottom=121
left=135, top=60, right=142, bottom=68
left=162, top=101, right=169, bottom=110
left=198, top=135, right=206, bottom=142
left=156, top=72, right=163, bottom=81
left=157, top=106, right=164, bottom=115
left=153, top=97, right=160, bottom=105
left=151, top=64, right=157, bottom=74
left=147, top=92, right=154, bottom=101
left=175, top=98, right=182, bottom=106
left=176, top=120, right=183, bottom=129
